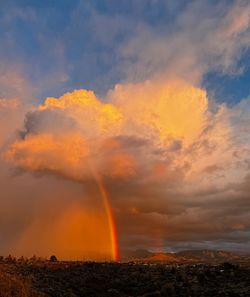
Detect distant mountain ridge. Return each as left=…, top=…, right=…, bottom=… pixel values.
left=122, top=249, right=250, bottom=264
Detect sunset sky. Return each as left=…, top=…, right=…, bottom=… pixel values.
left=0, top=0, right=250, bottom=260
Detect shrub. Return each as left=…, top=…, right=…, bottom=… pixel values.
left=0, top=272, right=45, bottom=297
left=49, top=255, right=58, bottom=262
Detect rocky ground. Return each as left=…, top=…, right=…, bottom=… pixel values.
left=0, top=260, right=250, bottom=297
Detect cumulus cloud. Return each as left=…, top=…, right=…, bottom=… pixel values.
left=3, top=76, right=250, bottom=254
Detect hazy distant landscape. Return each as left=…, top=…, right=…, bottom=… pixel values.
left=0, top=250, right=250, bottom=296
left=121, top=249, right=250, bottom=265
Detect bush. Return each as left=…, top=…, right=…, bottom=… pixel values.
left=49, top=255, right=58, bottom=262
left=0, top=272, right=45, bottom=297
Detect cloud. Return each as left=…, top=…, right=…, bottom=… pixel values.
left=0, top=0, right=250, bottom=258
left=119, top=0, right=250, bottom=83
left=0, top=63, right=35, bottom=147
left=3, top=75, right=250, bottom=254
left=108, top=79, right=208, bottom=143
left=4, top=79, right=209, bottom=180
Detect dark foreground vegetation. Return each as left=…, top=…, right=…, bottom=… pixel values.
left=0, top=257, right=249, bottom=296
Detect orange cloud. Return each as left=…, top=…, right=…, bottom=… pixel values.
left=108, top=79, right=208, bottom=144
left=4, top=133, right=89, bottom=179
left=2, top=73, right=250, bottom=257
left=0, top=98, right=19, bottom=109
left=39, top=89, right=123, bottom=137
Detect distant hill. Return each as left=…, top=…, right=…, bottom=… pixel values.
left=121, top=249, right=250, bottom=264
left=146, top=252, right=180, bottom=262
left=176, top=249, right=242, bottom=260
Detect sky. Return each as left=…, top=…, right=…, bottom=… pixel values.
left=0, top=0, right=250, bottom=260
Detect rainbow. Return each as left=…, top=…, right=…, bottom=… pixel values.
left=95, top=175, right=119, bottom=261
left=89, top=164, right=119, bottom=261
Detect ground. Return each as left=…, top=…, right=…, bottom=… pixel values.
left=0, top=260, right=250, bottom=297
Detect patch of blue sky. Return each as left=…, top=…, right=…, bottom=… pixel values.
left=203, top=50, right=250, bottom=105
